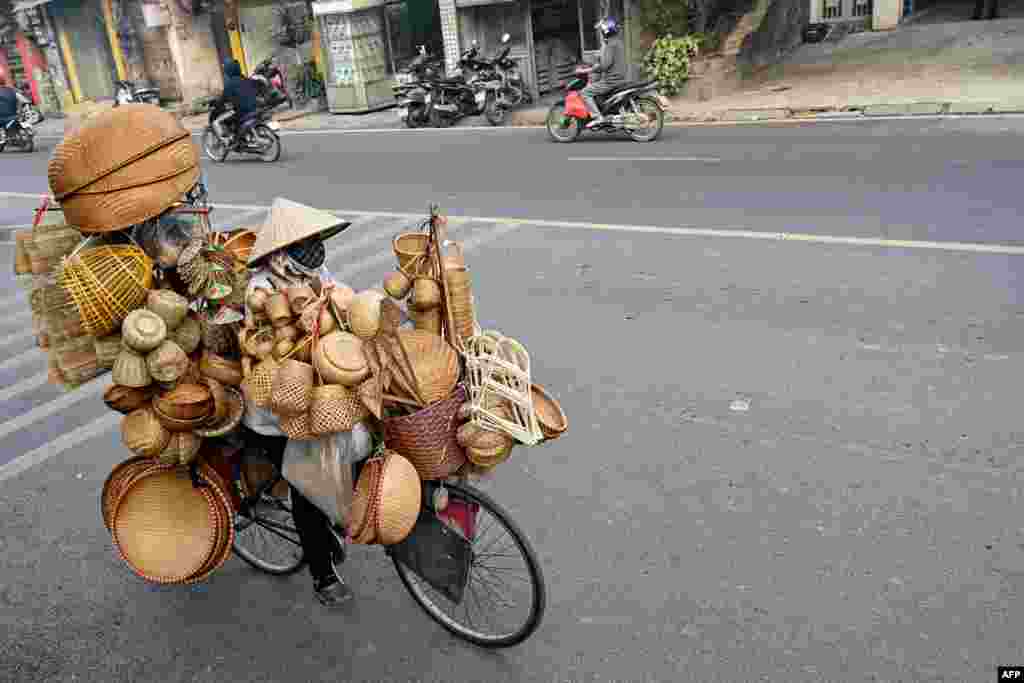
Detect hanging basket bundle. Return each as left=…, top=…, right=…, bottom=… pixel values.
left=59, top=244, right=155, bottom=337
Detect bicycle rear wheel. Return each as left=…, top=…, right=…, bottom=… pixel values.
left=391, top=482, right=546, bottom=648
left=232, top=462, right=305, bottom=576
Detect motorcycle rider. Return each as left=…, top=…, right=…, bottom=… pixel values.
left=0, top=75, right=19, bottom=144
left=581, top=16, right=626, bottom=129
left=212, top=59, right=260, bottom=143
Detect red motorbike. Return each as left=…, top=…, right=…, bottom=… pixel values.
left=545, top=65, right=668, bottom=143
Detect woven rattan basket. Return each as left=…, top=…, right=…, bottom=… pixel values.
left=159, top=431, right=203, bottom=466
left=241, top=357, right=278, bottom=408
left=382, top=385, right=468, bottom=480
left=112, top=347, right=153, bottom=388
left=152, top=399, right=210, bottom=432
left=349, top=452, right=422, bottom=545
left=393, top=232, right=433, bottom=277
left=101, top=455, right=151, bottom=532
left=94, top=334, right=123, bottom=369
left=122, top=309, right=167, bottom=352
left=104, top=384, right=152, bottom=414
left=60, top=245, right=155, bottom=337
left=147, top=289, right=189, bottom=330
left=279, top=411, right=316, bottom=441
left=271, top=359, right=314, bottom=417
left=531, top=384, right=568, bottom=440
left=199, top=376, right=229, bottom=426
left=14, top=231, right=32, bottom=275
left=153, top=383, right=213, bottom=422
left=200, top=351, right=243, bottom=386
left=111, top=464, right=219, bottom=584
left=314, top=332, right=370, bottom=387
left=169, top=316, right=201, bottom=354
left=147, top=340, right=189, bottom=383
left=310, top=384, right=367, bottom=435
left=121, top=407, right=171, bottom=457
left=195, top=387, right=245, bottom=438
left=182, top=462, right=236, bottom=584
left=48, top=104, right=201, bottom=233
left=397, top=330, right=460, bottom=405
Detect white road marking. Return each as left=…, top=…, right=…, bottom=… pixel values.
left=567, top=156, right=721, bottom=162
left=0, top=370, right=49, bottom=402
left=7, top=192, right=1022, bottom=256
left=0, top=289, right=28, bottom=307
left=0, top=372, right=110, bottom=444
left=0, top=347, right=44, bottom=372
left=0, top=412, right=120, bottom=484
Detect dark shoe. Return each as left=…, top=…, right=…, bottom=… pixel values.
left=314, top=575, right=354, bottom=608
left=328, top=525, right=347, bottom=567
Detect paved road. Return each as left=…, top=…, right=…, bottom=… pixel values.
left=7, top=116, right=1024, bottom=245
left=2, top=119, right=1024, bottom=682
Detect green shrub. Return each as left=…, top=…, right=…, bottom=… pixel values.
left=636, top=0, right=690, bottom=35
left=643, top=34, right=702, bottom=96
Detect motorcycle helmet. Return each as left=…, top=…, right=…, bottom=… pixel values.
left=595, top=16, right=619, bottom=38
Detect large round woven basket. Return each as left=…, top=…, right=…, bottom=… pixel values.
left=381, top=385, right=468, bottom=480
left=59, top=245, right=155, bottom=337
left=48, top=104, right=201, bottom=233
left=101, top=455, right=152, bottom=532
left=183, top=463, right=236, bottom=584
left=396, top=329, right=460, bottom=405
left=349, top=452, right=422, bottom=545
left=111, top=463, right=220, bottom=584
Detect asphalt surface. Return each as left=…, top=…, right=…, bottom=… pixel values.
left=2, top=118, right=1024, bottom=682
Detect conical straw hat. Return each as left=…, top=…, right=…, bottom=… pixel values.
left=248, top=198, right=351, bottom=265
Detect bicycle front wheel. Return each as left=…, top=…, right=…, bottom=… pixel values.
left=233, top=466, right=305, bottom=576
left=392, top=482, right=546, bottom=648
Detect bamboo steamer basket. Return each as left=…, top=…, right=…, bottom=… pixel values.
left=241, top=357, right=278, bottom=408
left=101, top=455, right=152, bottom=531
left=94, top=333, right=123, bottom=369
left=531, top=384, right=568, bottom=440
left=104, top=384, right=152, bottom=414
left=147, top=340, right=189, bottom=383
left=271, top=359, right=314, bottom=417
left=348, top=290, right=385, bottom=339
left=59, top=245, right=155, bottom=337
left=159, top=431, right=203, bottom=466
left=397, top=329, right=460, bottom=405
left=310, top=384, right=368, bottom=435
left=122, top=309, right=167, bottom=352
left=14, top=231, right=32, bottom=275
left=349, top=452, right=422, bottom=545
left=112, top=347, right=152, bottom=388
left=153, top=383, right=213, bottom=421
left=313, top=332, right=370, bottom=387
left=121, top=407, right=172, bottom=457
left=111, top=464, right=219, bottom=584
left=200, top=351, right=243, bottom=386
left=48, top=104, right=201, bottom=234
left=147, top=290, right=189, bottom=330
left=169, top=316, right=201, bottom=354
left=444, top=268, right=477, bottom=344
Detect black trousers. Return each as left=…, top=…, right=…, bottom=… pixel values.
left=245, top=429, right=338, bottom=583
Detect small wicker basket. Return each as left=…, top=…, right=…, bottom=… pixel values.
left=310, top=384, right=368, bottom=435
left=271, top=359, right=314, bottom=417
left=279, top=411, right=316, bottom=441
left=121, top=407, right=172, bottom=457
left=59, top=245, right=155, bottom=337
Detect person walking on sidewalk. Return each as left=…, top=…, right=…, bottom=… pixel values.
left=581, top=16, right=627, bottom=129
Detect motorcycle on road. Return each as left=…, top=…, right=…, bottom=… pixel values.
left=546, top=66, right=668, bottom=143
left=394, top=46, right=443, bottom=129
left=0, top=117, right=35, bottom=153
left=114, top=79, right=161, bottom=106
left=201, top=103, right=282, bottom=163
left=476, top=33, right=529, bottom=126
left=251, top=56, right=292, bottom=110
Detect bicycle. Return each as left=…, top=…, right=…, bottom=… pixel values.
left=230, top=441, right=547, bottom=649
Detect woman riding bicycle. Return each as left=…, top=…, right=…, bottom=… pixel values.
left=242, top=200, right=364, bottom=608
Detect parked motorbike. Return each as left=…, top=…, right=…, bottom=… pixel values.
left=0, top=117, right=35, bottom=153
left=201, top=103, right=281, bottom=163
left=394, top=46, right=442, bottom=128
left=114, top=80, right=161, bottom=106
left=474, top=33, right=529, bottom=127
left=251, top=57, right=291, bottom=110
left=16, top=83, right=43, bottom=126
left=546, top=66, right=668, bottom=143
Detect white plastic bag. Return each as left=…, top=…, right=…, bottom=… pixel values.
left=281, top=422, right=372, bottom=529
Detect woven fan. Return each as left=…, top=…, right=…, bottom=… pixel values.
left=464, top=332, right=542, bottom=445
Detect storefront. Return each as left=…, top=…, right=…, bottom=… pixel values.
left=48, top=0, right=120, bottom=101
left=452, top=0, right=631, bottom=100
left=313, top=0, right=398, bottom=113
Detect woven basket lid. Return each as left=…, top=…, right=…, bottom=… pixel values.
left=111, top=465, right=219, bottom=583
left=101, top=455, right=152, bottom=532
left=397, top=330, right=459, bottom=405
left=48, top=104, right=200, bottom=233
left=247, top=198, right=352, bottom=265
left=375, top=452, right=422, bottom=545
